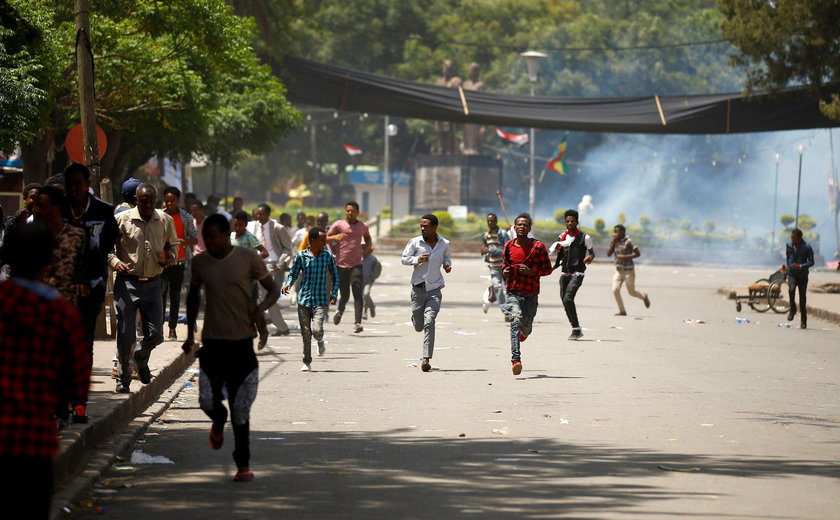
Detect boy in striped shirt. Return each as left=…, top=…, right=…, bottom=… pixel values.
left=283, top=227, right=339, bottom=371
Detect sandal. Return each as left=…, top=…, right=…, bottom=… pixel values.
left=233, top=469, right=254, bottom=482
left=208, top=427, right=224, bottom=450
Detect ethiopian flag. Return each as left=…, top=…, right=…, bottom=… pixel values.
left=547, top=133, right=569, bottom=174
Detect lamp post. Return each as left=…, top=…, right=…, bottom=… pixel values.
left=794, top=144, right=805, bottom=228
left=384, top=116, right=398, bottom=228
left=772, top=152, right=781, bottom=246
left=521, top=51, right=546, bottom=218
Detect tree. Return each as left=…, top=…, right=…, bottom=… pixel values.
left=780, top=214, right=795, bottom=229
left=9, top=0, right=301, bottom=185
left=594, top=217, right=606, bottom=233
left=719, top=0, right=840, bottom=119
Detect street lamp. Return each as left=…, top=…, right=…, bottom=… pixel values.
left=794, top=144, right=805, bottom=228
left=521, top=51, right=547, bottom=218
left=772, top=152, right=781, bottom=246
left=384, top=116, right=398, bottom=228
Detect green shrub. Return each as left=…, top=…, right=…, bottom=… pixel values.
left=432, top=210, right=454, bottom=229
left=554, top=209, right=565, bottom=224
left=594, top=218, right=605, bottom=233
left=285, top=199, right=303, bottom=209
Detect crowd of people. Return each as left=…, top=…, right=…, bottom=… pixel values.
left=0, top=162, right=819, bottom=498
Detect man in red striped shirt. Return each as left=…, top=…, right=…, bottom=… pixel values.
left=0, top=223, right=90, bottom=519
left=502, top=213, right=553, bottom=375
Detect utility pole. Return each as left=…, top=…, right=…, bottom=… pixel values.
left=74, top=0, right=103, bottom=196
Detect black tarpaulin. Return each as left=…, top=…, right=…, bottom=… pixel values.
left=280, top=57, right=840, bottom=135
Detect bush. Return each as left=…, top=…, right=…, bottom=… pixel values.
left=432, top=210, right=454, bottom=229
left=285, top=199, right=303, bottom=209
left=380, top=205, right=392, bottom=218
left=780, top=214, right=795, bottom=229
left=594, top=218, right=605, bottom=233
left=467, top=212, right=478, bottom=223
left=555, top=209, right=565, bottom=224
left=680, top=219, right=692, bottom=231
left=617, top=212, right=626, bottom=226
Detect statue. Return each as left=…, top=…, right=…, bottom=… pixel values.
left=434, top=59, right=461, bottom=155
left=462, top=62, right=486, bottom=155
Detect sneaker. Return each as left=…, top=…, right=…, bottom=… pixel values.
left=354, top=324, right=363, bottom=333
left=257, top=329, right=269, bottom=350
left=512, top=360, right=523, bottom=375
left=317, top=340, right=326, bottom=356
left=482, top=301, right=489, bottom=314
left=615, top=311, right=627, bottom=316
left=233, top=468, right=254, bottom=482
left=115, top=382, right=130, bottom=394
left=643, top=295, right=650, bottom=308
left=301, top=363, right=311, bottom=372
left=333, top=310, right=343, bottom=325
left=362, top=314, right=368, bottom=320
left=209, top=427, right=224, bottom=450
left=569, top=328, right=583, bottom=340
left=272, top=329, right=290, bottom=337
left=370, top=305, right=376, bottom=318
left=168, top=328, right=178, bottom=340
left=518, top=331, right=528, bottom=342
left=71, top=405, right=89, bottom=424
left=421, top=358, right=431, bottom=372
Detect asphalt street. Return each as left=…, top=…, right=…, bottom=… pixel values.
left=69, top=255, right=840, bottom=519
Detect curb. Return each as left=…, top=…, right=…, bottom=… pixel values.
left=50, top=351, right=198, bottom=519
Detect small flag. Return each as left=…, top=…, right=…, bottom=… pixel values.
left=343, top=144, right=363, bottom=156
left=547, top=132, right=569, bottom=175
left=494, top=127, right=529, bottom=147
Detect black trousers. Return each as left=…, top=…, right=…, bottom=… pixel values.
left=788, top=272, right=808, bottom=323
left=337, top=265, right=364, bottom=325
left=559, top=275, right=585, bottom=329
left=161, top=263, right=186, bottom=329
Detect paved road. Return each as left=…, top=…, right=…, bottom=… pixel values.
left=70, top=257, right=839, bottom=519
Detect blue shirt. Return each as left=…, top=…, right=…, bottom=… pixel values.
left=284, top=247, right=339, bottom=306
left=786, top=240, right=814, bottom=276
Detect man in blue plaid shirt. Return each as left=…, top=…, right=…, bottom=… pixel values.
left=283, top=227, right=339, bottom=371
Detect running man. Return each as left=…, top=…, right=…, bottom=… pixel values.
left=606, top=224, right=650, bottom=316
left=401, top=214, right=452, bottom=372
left=328, top=202, right=372, bottom=333
left=502, top=213, right=553, bottom=375
left=552, top=209, right=595, bottom=340
left=282, top=227, right=339, bottom=371
left=480, top=213, right=510, bottom=318
left=183, top=214, right=280, bottom=482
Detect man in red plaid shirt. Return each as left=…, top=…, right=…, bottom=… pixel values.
left=0, top=223, right=90, bottom=519
left=502, top=213, right=553, bottom=375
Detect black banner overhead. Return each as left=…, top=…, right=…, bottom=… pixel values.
left=280, top=57, right=840, bottom=135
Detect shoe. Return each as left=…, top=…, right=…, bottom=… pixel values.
left=301, top=363, right=311, bottom=372
left=421, top=358, right=431, bottom=372
left=787, top=310, right=795, bottom=321
left=615, top=311, right=627, bottom=316
left=504, top=315, right=511, bottom=323
left=643, top=295, right=650, bottom=308
left=801, top=321, right=807, bottom=329
left=115, top=382, right=130, bottom=394
left=370, top=305, right=376, bottom=318
left=233, top=468, right=254, bottom=482
left=318, top=340, right=326, bottom=357
left=168, top=328, right=177, bottom=340
left=257, top=329, right=269, bottom=350
left=272, top=329, right=290, bottom=337
left=482, top=302, right=489, bottom=314
left=354, top=324, right=363, bottom=333
left=518, top=331, right=528, bottom=342
left=333, top=310, right=343, bottom=325
left=362, top=314, right=368, bottom=320
left=569, top=328, right=583, bottom=340
left=512, top=360, right=523, bottom=375
left=71, top=405, right=89, bottom=424
left=209, top=427, right=224, bottom=450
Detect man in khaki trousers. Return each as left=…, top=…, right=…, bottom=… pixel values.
left=606, top=224, right=650, bottom=316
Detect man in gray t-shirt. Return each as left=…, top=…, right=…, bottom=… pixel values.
left=182, top=214, right=280, bottom=483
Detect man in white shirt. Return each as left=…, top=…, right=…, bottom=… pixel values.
left=247, top=203, right=292, bottom=335
left=401, top=214, right=452, bottom=372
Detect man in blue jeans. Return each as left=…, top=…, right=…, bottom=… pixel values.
left=782, top=228, right=814, bottom=329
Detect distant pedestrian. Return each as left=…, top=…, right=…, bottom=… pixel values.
left=781, top=228, right=814, bottom=329
left=283, top=227, right=338, bottom=371
left=190, top=202, right=207, bottom=255
left=401, top=214, right=452, bottom=372
left=161, top=186, right=198, bottom=340
left=183, top=214, right=280, bottom=482
left=502, top=213, right=553, bottom=375
left=3, top=182, right=41, bottom=236
left=328, top=201, right=372, bottom=333
left=606, top=224, right=650, bottom=316
left=0, top=223, right=90, bottom=519
left=206, top=195, right=232, bottom=222
left=114, top=177, right=141, bottom=215
left=480, top=213, right=510, bottom=318
left=109, top=183, right=178, bottom=393
left=232, top=211, right=268, bottom=257
left=362, top=244, right=382, bottom=319
left=552, top=209, right=595, bottom=340
left=247, top=204, right=291, bottom=336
